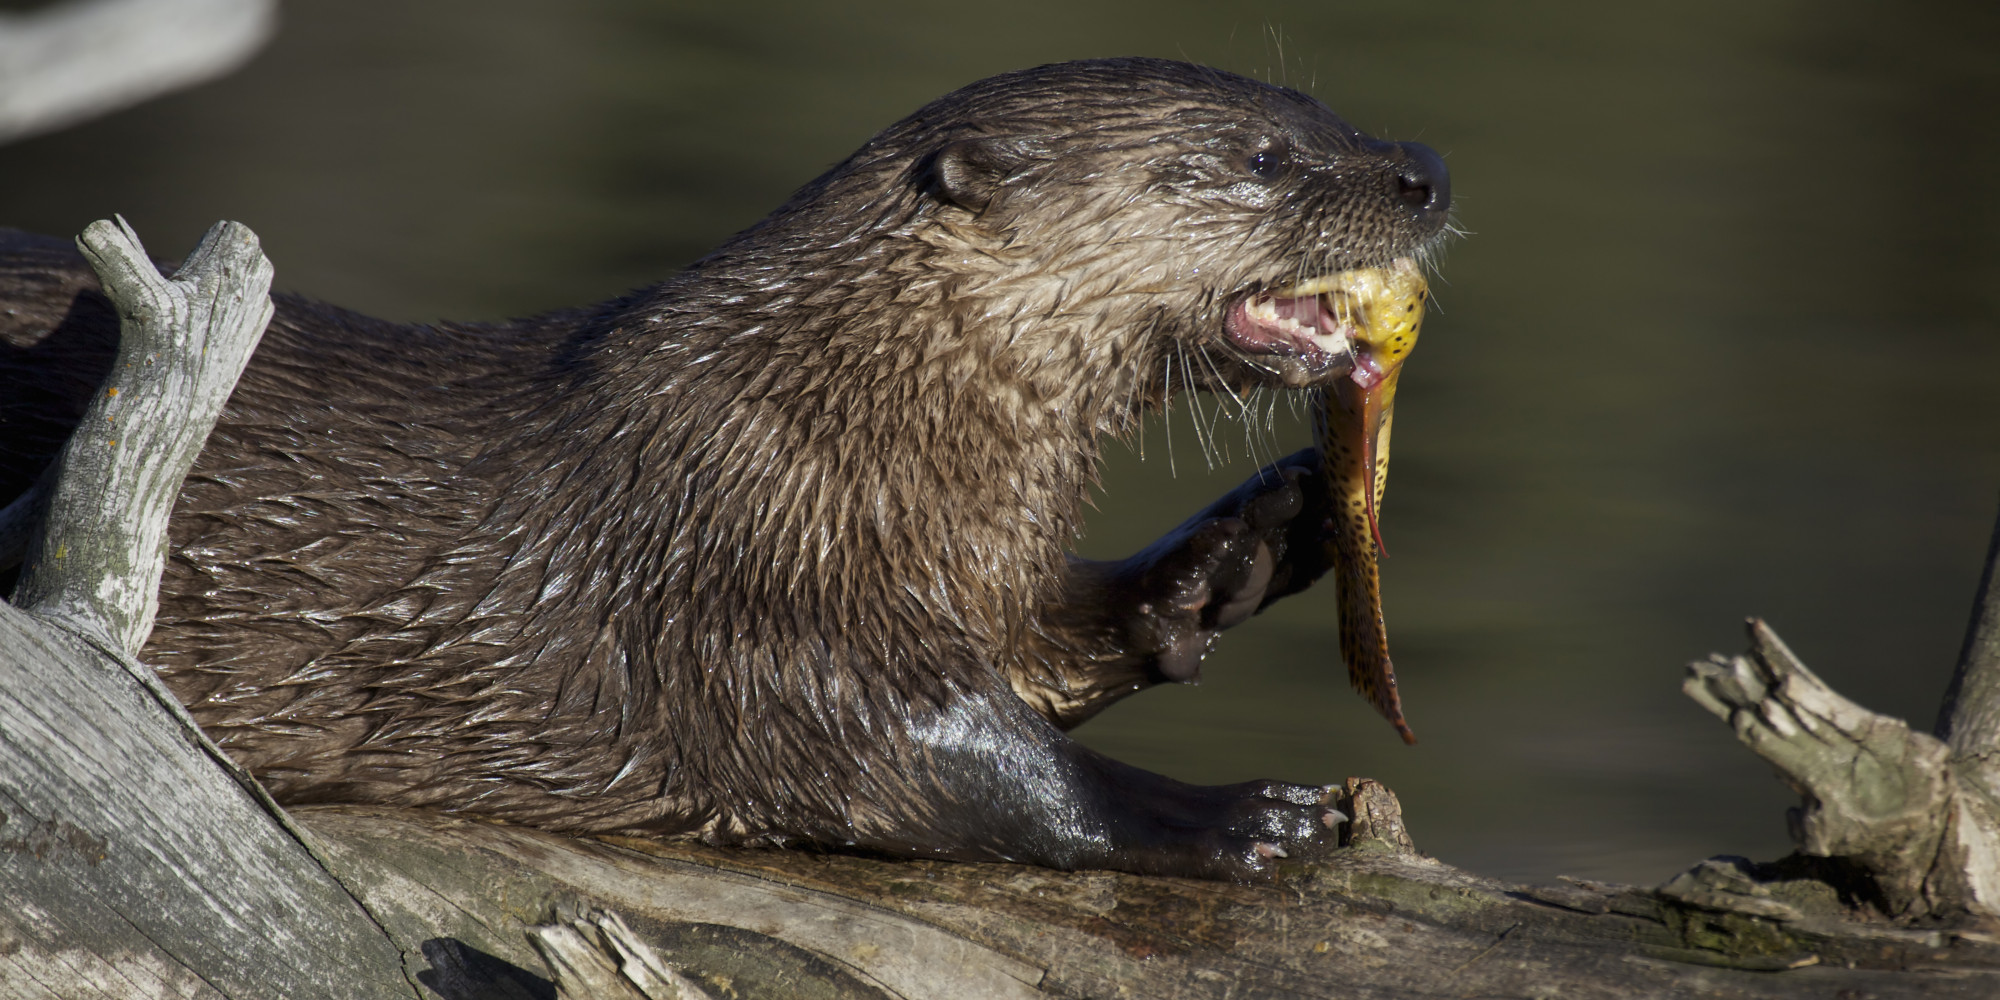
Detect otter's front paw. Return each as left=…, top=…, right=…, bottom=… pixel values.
left=1111, top=448, right=1328, bottom=682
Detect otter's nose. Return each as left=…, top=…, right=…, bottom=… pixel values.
left=1392, top=141, right=1450, bottom=225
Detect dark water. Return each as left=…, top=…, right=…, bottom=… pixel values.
left=3, top=0, right=1995, bottom=884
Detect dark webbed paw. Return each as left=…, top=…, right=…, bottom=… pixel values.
left=1208, top=780, right=1347, bottom=868
left=1095, top=768, right=1347, bottom=880
left=1108, top=447, right=1330, bottom=682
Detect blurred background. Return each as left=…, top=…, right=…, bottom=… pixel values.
left=2, top=0, right=1995, bottom=885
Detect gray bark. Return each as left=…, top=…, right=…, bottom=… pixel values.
left=1685, top=499, right=2000, bottom=922
left=527, top=911, right=720, bottom=1000
left=6, top=218, right=1999, bottom=998
left=298, top=790, right=2000, bottom=1000
left=1942, top=501, right=2000, bottom=752
left=12, top=218, right=274, bottom=655
left=0, top=0, right=276, bottom=144
left=0, top=220, right=410, bottom=999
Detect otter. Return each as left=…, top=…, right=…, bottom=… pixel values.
left=0, top=58, right=1450, bottom=880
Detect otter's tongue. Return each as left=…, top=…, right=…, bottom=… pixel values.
left=1300, top=260, right=1427, bottom=745
left=1224, top=291, right=1360, bottom=370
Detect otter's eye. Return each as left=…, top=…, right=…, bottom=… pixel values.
left=1246, top=144, right=1290, bottom=181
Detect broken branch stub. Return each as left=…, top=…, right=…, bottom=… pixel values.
left=1941, top=501, right=2000, bottom=757
left=1340, top=776, right=1418, bottom=855
left=528, top=909, right=719, bottom=1000
left=1687, top=618, right=2000, bottom=921
left=0, top=219, right=408, bottom=997
left=8, top=216, right=274, bottom=654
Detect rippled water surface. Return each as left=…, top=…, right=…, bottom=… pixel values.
left=4, top=0, right=1996, bottom=884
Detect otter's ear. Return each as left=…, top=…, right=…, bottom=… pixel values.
left=927, top=136, right=1030, bottom=214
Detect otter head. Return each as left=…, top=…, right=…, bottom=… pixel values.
left=892, top=58, right=1454, bottom=402
left=649, top=59, right=1455, bottom=605
left=698, top=58, right=1450, bottom=413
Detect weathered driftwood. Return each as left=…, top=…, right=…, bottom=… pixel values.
left=527, top=909, right=720, bottom=1000
left=6, top=219, right=2000, bottom=998
left=1685, top=502, right=2000, bottom=923
left=0, top=220, right=408, bottom=999
left=0, top=0, right=275, bottom=144
left=296, top=785, right=2000, bottom=1000
left=12, top=217, right=275, bottom=653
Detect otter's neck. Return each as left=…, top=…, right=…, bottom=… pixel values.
left=507, top=224, right=1145, bottom=660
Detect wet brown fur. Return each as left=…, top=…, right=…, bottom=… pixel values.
left=1, top=59, right=1446, bottom=876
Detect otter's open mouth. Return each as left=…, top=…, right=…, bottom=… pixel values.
left=1224, top=264, right=1416, bottom=389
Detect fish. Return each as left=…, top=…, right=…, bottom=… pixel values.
left=1298, top=258, right=1427, bottom=744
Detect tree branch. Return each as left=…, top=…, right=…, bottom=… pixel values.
left=0, top=219, right=412, bottom=998
left=528, top=910, right=720, bottom=1000
left=0, top=0, right=275, bottom=144
left=1941, top=499, right=2000, bottom=752
left=10, top=216, right=272, bottom=654
left=1684, top=496, right=2000, bottom=923
left=1688, top=612, right=2000, bottom=920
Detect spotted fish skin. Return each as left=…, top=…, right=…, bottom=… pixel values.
left=1311, top=260, right=1426, bottom=744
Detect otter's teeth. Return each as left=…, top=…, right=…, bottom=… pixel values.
left=1250, top=298, right=1309, bottom=337
left=1310, top=328, right=1353, bottom=358
left=1242, top=294, right=1354, bottom=361
left=1247, top=297, right=1284, bottom=325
